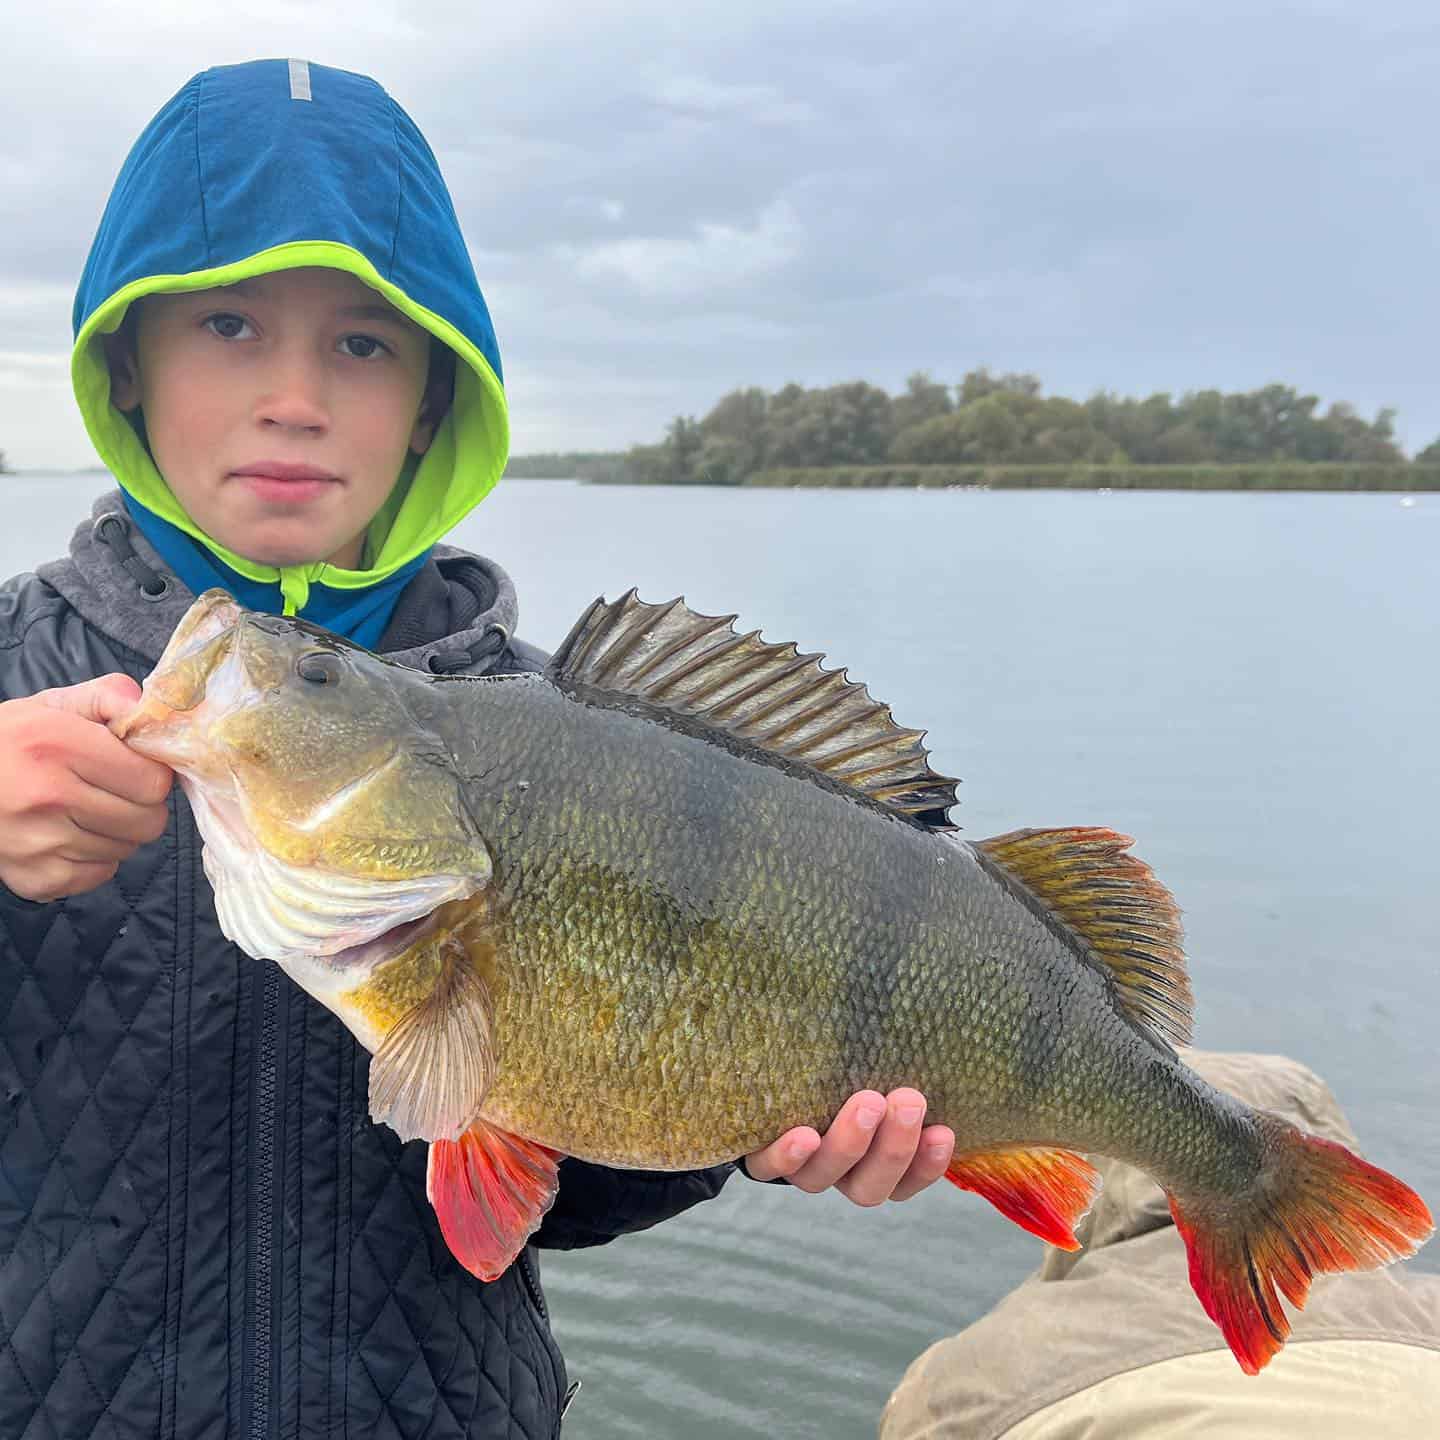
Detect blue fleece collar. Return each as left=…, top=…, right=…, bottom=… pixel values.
left=122, top=494, right=427, bottom=651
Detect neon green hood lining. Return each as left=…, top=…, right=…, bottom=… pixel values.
left=70, top=242, right=509, bottom=614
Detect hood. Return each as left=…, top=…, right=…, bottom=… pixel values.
left=70, top=58, right=509, bottom=614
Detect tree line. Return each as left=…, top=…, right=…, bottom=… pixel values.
left=611, top=371, right=1438, bottom=486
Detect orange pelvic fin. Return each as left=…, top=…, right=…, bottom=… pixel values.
left=945, top=1145, right=1101, bottom=1250
left=1170, top=1121, right=1434, bottom=1374
left=426, top=1122, right=563, bottom=1281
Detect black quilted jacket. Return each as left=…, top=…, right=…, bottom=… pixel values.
left=0, top=501, right=734, bottom=1439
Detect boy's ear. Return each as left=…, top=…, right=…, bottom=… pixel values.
left=409, top=341, right=456, bottom=456
left=102, top=313, right=143, bottom=412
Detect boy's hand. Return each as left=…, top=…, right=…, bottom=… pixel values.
left=0, top=676, right=173, bottom=902
left=745, top=1088, right=955, bottom=1205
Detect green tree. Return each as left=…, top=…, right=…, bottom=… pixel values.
left=765, top=382, right=895, bottom=467
left=1416, top=437, right=1440, bottom=464
left=1086, top=391, right=1166, bottom=462
left=956, top=367, right=1042, bottom=407
left=665, top=415, right=705, bottom=483
left=622, top=415, right=705, bottom=484
left=1023, top=396, right=1126, bottom=463
left=900, top=396, right=1021, bottom=462
left=692, top=435, right=748, bottom=486
left=1081, top=385, right=1403, bottom=465
left=893, top=391, right=1121, bottom=464
left=622, top=442, right=670, bottom=484
left=891, top=371, right=953, bottom=435
left=1317, top=403, right=1403, bottom=463
left=695, top=386, right=769, bottom=483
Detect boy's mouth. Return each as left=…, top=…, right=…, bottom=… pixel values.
left=231, top=461, right=341, bottom=504
left=231, top=461, right=339, bottom=482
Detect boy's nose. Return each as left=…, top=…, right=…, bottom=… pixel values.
left=254, top=355, right=330, bottom=431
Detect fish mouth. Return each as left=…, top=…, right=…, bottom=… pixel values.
left=114, top=590, right=246, bottom=765
left=114, top=589, right=488, bottom=970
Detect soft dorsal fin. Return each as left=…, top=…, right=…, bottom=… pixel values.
left=548, top=591, right=959, bottom=828
left=976, top=827, right=1192, bottom=1048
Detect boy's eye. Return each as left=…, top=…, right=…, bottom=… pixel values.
left=204, top=312, right=254, bottom=341
left=339, top=334, right=389, bottom=360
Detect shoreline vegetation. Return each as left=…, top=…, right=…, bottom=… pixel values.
left=503, top=369, right=1440, bottom=491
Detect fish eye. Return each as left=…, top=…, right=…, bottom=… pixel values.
left=296, top=651, right=343, bottom=686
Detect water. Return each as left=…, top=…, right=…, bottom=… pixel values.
left=6, top=474, right=1438, bottom=1437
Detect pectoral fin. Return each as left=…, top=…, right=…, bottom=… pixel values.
left=368, top=935, right=496, bottom=1143
left=427, top=1123, right=563, bottom=1281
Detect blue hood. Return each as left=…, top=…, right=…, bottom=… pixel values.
left=70, top=59, right=509, bottom=618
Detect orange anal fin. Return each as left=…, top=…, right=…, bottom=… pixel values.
left=426, top=1122, right=563, bottom=1281
left=945, top=1146, right=1101, bottom=1251
left=1169, top=1125, right=1434, bottom=1375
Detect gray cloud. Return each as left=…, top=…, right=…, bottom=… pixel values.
left=3, top=0, right=1438, bottom=469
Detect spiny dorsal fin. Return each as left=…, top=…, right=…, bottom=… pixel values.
left=548, top=590, right=959, bottom=828
left=976, top=827, right=1192, bottom=1048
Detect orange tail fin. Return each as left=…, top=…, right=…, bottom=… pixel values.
left=1170, top=1119, right=1433, bottom=1374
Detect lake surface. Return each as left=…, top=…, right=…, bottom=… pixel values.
left=6, top=475, right=1438, bottom=1438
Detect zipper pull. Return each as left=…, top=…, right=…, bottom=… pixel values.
left=560, top=1378, right=581, bottom=1420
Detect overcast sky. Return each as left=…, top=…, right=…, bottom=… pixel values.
left=3, top=0, right=1437, bottom=470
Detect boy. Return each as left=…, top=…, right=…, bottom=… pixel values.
left=0, top=60, right=953, bottom=1437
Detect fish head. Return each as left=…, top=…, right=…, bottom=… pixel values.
left=116, top=590, right=492, bottom=968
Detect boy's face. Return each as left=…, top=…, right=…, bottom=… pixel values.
left=106, top=267, right=446, bottom=571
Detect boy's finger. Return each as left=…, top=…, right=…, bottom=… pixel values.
left=832, top=1088, right=929, bottom=1206
left=785, top=1090, right=889, bottom=1194
left=743, top=1127, right=822, bottom=1182
left=888, top=1125, right=956, bottom=1203
left=58, top=828, right=145, bottom=865
left=73, top=802, right=171, bottom=848
left=37, top=674, right=142, bottom=727
left=62, top=724, right=174, bottom=808
left=66, top=789, right=171, bottom=848
left=21, top=860, right=121, bottom=903
left=48, top=769, right=172, bottom=844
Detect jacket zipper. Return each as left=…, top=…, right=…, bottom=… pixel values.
left=250, top=967, right=284, bottom=1440
left=519, top=1248, right=547, bottom=1320
left=519, top=1249, right=578, bottom=1434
